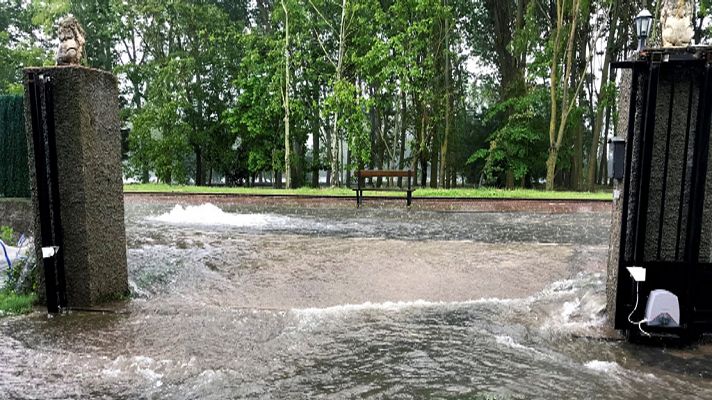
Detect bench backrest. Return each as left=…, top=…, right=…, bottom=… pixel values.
left=357, top=170, right=414, bottom=178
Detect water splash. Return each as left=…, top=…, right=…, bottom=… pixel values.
left=148, top=203, right=291, bottom=227
left=584, top=360, right=621, bottom=374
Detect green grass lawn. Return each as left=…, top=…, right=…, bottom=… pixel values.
left=124, top=183, right=612, bottom=200
left=0, top=291, right=36, bottom=316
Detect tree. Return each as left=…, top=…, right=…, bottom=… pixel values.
left=545, top=0, right=587, bottom=191
left=281, top=0, right=291, bottom=188
left=587, top=1, right=619, bottom=191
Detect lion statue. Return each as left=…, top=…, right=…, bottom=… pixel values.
left=661, top=0, right=694, bottom=47
left=56, top=16, right=86, bottom=65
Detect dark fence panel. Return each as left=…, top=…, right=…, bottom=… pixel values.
left=0, top=95, right=30, bottom=198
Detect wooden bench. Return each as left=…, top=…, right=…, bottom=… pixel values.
left=353, top=170, right=416, bottom=207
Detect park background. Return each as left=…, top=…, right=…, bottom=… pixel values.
left=2, top=0, right=707, bottom=195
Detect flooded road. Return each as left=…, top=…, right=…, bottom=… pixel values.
left=2, top=201, right=712, bottom=399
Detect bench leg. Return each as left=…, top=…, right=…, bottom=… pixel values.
left=356, top=190, right=360, bottom=208
left=407, top=191, right=412, bottom=206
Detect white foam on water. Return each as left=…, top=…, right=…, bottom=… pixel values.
left=540, top=292, right=607, bottom=336
left=293, top=297, right=523, bottom=317
left=293, top=274, right=602, bottom=320
left=148, top=203, right=288, bottom=227
left=495, top=335, right=536, bottom=352
left=584, top=360, right=621, bottom=374
left=102, top=355, right=165, bottom=388
left=492, top=335, right=565, bottom=362
left=561, top=299, right=581, bottom=320
left=128, top=280, right=150, bottom=298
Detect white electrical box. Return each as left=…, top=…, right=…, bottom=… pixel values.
left=645, top=289, right=680, bottom=327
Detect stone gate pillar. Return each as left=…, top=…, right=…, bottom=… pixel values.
left=24, top=65, right=128, bottom=309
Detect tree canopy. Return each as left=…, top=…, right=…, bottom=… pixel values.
left=1, top=0, right=708, bottom=190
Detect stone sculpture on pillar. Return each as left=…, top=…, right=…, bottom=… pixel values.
left=661, top=0, right=694, bottom=47
left=56, top=16, right=86, bottom=66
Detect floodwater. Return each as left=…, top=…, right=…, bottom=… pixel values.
left=2, top=201, right=712, bottom=399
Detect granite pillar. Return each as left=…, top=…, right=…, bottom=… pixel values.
left=24, top=66, right=128, bottom=307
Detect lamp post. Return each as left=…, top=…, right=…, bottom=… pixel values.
left=635, top=9, right=654, bottom=51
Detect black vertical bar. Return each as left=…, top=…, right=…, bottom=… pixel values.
left=614, top=66, right=640, bottom=328
left=43, top=77, right=67, bottom=309
left=407, top=171, right=412, bottom=206
left=626, top=68, right=649, bottom=268
left=633, top=61, right=661, bottom=264
left=685, top=64, right=711, bottom=262
left=676, top=78, right=696, bottom=260
left=27, top=73, right=59, bottom=313
left=684, top=63, right=712, bottom=328
left=657, top=69, right=676, bottom=259
left=356, top=170, right=360, bottom=207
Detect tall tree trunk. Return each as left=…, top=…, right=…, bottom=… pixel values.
left=398, top=89, right=407, bottom=187
left=273, top=170, right=282, bottom=189
left=419, top=107, right=428, bottom=187
left=587, top=5, right=618, bottom=191
left=430, top=133, right=438, bottom=188
left=439, top=0, right=451, bottom=188
left=345, top=146, right=351, bottom=186
left=368, top=89, right=378, bottom=185
left=311, top=83, right=320, bottom=188
left=573, top=116, right=583, bottom=190
left=195, top=145, right=203, bottom=186
left=281, top=0, right=291, bottom=188
left=546, top=0, right=564, bottom=191
left=598, top=105, right=612, bottom=185
left=546, top=0, right=581, bottom=191
left=330, top=0, right=348, bottom=187
left=292, top=140, right=303, bottom=187
left=325, top=112, right=332, bottom=186
left=376, top=107, right=384, bottom=188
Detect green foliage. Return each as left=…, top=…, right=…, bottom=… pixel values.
left=0, top=95, right=30, bottom=198
left=469, top=88, right=548, bottom=186
left=0, top=0, right=637, bottom=191
left=0, top=225, right=14, bottom=245
left=122, top=0, right=247, bottom=184
left=0, top=1, right=56, bottom=94
left=3, top=251, right=37, bottom=296
left=224, top=29, right=284, bottom=180
left=326, top=80, right=371, bottom=167
left=599, top=81, right=618, bottom=110
left=0, top=290, right=36, bottom=315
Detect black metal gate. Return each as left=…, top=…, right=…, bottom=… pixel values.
left=612, top=48, right=712, bottom=335
left=615, top=48, right=712, bottom=331
left=27, top=72, right=67, bottom=313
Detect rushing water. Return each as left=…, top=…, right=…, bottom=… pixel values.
left=2, top=201, right=712, bottom=399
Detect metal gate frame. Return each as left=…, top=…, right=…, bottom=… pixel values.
left=612, top=49, right=712, bottom=334
left=27, top=72, right=67, bottom=313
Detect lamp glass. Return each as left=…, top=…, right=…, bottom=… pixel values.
left=641, top=16, right=651, bottom=36
left=635, top=10, right=653, bottom=38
